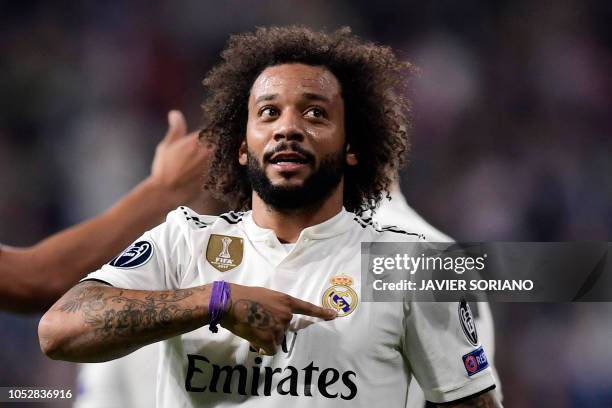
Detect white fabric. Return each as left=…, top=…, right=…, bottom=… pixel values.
left=375, top=190, right=501, bottom=406
left=74, top=343, right=159, bottom=408
left=79, top=206, right=495, bottom=408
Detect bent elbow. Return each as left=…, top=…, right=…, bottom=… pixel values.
left=38, top=311, right=67, bottom=360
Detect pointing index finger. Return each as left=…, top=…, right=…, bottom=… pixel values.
left=289, top=297, right=336, bottom=320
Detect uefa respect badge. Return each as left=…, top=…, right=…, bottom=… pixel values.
left=462, top=346, right=489, bottom=376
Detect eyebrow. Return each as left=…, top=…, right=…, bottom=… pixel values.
left=255, top=94, right=278, bottom=104
left=254, top=92, right=330, bottom=104
left=302, top=92, right=330, bottom=103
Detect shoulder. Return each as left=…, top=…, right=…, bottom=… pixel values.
left=216, top=210, right=246, bottom=226
left=148, top=207, right=247, bottom=258
left=375, top=191, right=453, bottom=242
left=350, top=212, right=426, bottom=242
left=148, top=207, right=220, bottom=254
left=163, top=207, right=249, bottom=237
left=167, top=206, right=219, bottom=230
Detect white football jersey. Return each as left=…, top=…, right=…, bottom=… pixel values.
left=74, top=342, right=159, bottom=408
left=374, top=190, right=500, bottom=407
left=82, top=207, right=495, bottom=407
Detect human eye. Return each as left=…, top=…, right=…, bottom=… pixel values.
left=259, top=106, right=279, bottom=119
left=304, top=107, right=326, bottom=119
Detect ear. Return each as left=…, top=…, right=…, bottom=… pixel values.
left=345, top=144, right=358, bottom=166
left=238, top=140, right=248, bottom=166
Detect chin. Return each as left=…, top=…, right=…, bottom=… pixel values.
left=267, top=170, right=308, bottom=185
left=271, top=177, right=306, bottom=188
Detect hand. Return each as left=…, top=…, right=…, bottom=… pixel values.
left=148, top=110, right=214, bottom=205
left=220, top=284, right=336, bottom=355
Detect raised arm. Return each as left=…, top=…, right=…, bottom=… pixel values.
left=38, top=281, right=336, bottom=362
left=0, top=111, right=225, bottom=313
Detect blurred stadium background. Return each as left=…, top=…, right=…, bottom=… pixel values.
left=1, top=1, right=611, bottom=407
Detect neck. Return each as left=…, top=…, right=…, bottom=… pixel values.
left=251, top=181, right=344, bottom=243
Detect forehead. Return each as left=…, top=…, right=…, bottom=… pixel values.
left=249, top=63, right=341, bottom=101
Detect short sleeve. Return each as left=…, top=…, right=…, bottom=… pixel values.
left=402, top=300, right=496, bottom=404
left=80, top=208, right=194, bottom=291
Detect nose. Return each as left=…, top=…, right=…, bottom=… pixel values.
left=273, top=110, right=305, bottom=142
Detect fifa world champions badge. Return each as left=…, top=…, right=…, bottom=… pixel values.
left=206, top=234, right=244, bottom=272
left=322, top=274, right=358, bottom=317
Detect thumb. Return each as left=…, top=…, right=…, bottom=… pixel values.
left=165, top=110, right=188, bottom=142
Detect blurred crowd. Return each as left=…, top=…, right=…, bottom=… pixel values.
left=1, top=1, right=610, bottom=407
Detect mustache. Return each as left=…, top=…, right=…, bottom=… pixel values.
left=262, top=142, right=316, bottom=163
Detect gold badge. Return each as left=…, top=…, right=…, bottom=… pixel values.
left=322, top=274, right=358, bottom=317
left=206, top=234, right=244, bottom=272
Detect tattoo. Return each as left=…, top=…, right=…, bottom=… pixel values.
left=231, top=299, right=274, bottom=329
left=59, top=284, right=103, bottom=313
left=58, top=282, right=207, bottom=340
left=443, top=391, right=501, bottom=407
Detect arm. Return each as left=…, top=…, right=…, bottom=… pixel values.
left=0, top=111, right=226, bottom=313
left=38, top=281, right=336, bottom=362
left=440, top=390, right=502, bottom=407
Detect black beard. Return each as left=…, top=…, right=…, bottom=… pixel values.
left=246, top=146, right=345, bottom=212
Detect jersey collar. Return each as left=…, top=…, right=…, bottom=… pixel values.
left=242, top=207, right=354, bottom=243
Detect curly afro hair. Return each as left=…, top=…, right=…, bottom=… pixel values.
left=200, top=26, right=414, bottom=215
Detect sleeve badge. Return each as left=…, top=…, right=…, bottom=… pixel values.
left=206, top=234, right=244, bottom=272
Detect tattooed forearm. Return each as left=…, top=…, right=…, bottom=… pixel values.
left=58, top=282, right=209, bottom=341
left=442, top=391, right=502, bottom=407
left=39, top=281, right=213, bottom=362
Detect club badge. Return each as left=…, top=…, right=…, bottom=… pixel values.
left=206, top=234, right=244, bottom=272
left=322, top=274, right=358, bottom=317
left=109, top=240, right=153, bottom=269
left=459, top=299, right=479, bottom=346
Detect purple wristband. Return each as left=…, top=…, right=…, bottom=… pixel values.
left=209, top=281, right=231, bottom=333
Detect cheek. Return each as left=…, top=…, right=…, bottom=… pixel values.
left=245, top=117, right=269, bottom=145
left=319, top=125, right=346, bottom=153
left=243, top=124, right=270, bottom=162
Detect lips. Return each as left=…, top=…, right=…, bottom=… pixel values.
left=267, top=151, right=311, bottom=173
left=268, top=152, right=309, bottom=164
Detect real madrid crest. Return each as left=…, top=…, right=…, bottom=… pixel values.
left=322, top=274, right=358, bottom=317
left=206, top=234, right=244, bottom=272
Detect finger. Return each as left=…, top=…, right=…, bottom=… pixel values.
left=258, top=347, right=271, bottom=356
left=165, top=110, right=188, bottom=142
left=289, top=297, right=336, bottom=320
left=267, top=338, right=281, bottom=355
left=275, top=330, right=285, bottom=346
left=252, top=342, right=276, bottom=356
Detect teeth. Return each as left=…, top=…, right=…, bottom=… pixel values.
left=272, top=158, right=303, bottom=163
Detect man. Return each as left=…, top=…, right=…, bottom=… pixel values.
left=76, top=182, right=501, bottom=408
left=39, top=26, right=500, bottom=407
left=0, top=110, right=223, bottom=313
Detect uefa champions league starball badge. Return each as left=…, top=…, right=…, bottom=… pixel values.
left=322, top=274, right=358, bottom=317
